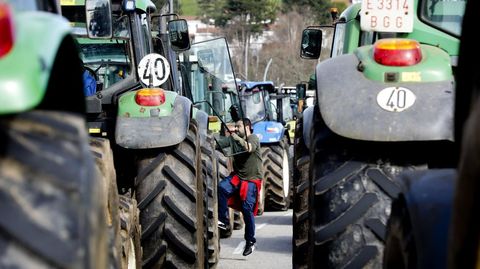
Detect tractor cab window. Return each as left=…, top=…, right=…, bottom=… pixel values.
left=73, top=14, right=132, bottom=91
left=241, top=87, right=266, bottom=124
left=140, top=13, right=152, bottom=53
left=360, top=30, right=375, bottom=46
left=251, top=87, right=262, bottom=104
left=420, top=0, right=466, bottom=37
left=282, top=96, right=293, bottom=122
left=331, top=22, right=346, bottom=57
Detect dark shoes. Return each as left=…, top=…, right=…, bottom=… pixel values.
left=218, top=221, right=232, bottom=238
left=242, top=241, right=256, bottom=256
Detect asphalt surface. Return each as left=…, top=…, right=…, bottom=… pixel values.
left=217, top=210, right=292, bottom=269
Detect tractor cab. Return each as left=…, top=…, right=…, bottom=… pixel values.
left=239, top=81, right=276, bottom=125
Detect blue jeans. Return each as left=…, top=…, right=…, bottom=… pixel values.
left=218, top=176, right=257, bottom=243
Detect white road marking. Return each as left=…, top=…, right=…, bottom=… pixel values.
left=231, top=213, right=291, bottom=254
left=256, top=223, right=267, bottom=230
left=233, top=241, right=246, bottom=254
left=284, top=212, right=292, bottom=217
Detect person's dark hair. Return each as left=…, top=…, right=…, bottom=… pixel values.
left=242, top=118, right=252, bottom=131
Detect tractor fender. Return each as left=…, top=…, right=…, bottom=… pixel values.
left=302, top=106, right=314, bottom=150
left=316, top=54, right=454, bottom=142
left=253, top=121, right=285, bottom=144
left=0, top=12, right=72, bottom=114
left=395, top=169, right=456, bottom=269
left=115, top=95, right=192, bottom=149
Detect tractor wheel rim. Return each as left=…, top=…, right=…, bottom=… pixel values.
left=127, top=238, right=136, bottom=269
left=283, top=149, right=289, bottom=197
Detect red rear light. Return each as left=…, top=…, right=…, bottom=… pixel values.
left=0, top=2, right=14, bottom=58
left=135, top=88, right=166, bottom=106
left=373, top=39, right=422, bottom=67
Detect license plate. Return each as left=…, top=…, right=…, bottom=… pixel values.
left=360, top=0, right=414, bottom=33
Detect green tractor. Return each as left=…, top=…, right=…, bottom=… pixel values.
left=293, top=0, right=465, bottom=267
left=0, top=1, right=108, bottom=268
left=61, top=0, right=213, bottom=267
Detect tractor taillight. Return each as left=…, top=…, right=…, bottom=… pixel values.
left=266, top=127, right=280, bottom=133
left=0, top=2, right=14, bottom=58
left=373, top=39, right=422, bottom=67
left=135, top=88, right=166, bottom=106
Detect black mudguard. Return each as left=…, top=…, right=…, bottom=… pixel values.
left=316, top=54, right=454, bottom=142
left=395, top=169, right=456, bottom=269
left=115, top=95, right=192, bottom=149
left=301, top=106, right=314, bottom=150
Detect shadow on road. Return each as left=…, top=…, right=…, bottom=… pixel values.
left=256, top=213, right=292, bottom=226
left=256, top=236, right=292, bottom=254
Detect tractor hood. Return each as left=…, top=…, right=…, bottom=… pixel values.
left=253, top=121, right=285, bottom=144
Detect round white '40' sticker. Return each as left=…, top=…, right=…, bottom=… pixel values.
left=377, top=87, right=416, bottom=112
left=137, top=54, right=170, bottom=87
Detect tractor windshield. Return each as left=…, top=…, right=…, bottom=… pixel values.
left=181, top=38, right=239, bottom=123
left=420, top=0, right=466, bottom=37
left=240, top=87, right=267, bottom=124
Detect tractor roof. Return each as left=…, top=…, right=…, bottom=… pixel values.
left=240, top=81, right=274, bottom=91
left=339, top=3, right=360, bottom=22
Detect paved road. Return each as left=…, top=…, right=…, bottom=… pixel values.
left=217, top=210, right=292, bottom=269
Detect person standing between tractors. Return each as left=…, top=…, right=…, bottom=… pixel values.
left=217, top=118, right=263, bottom=256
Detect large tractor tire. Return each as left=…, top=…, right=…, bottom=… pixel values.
left=135, top=121, right=205, bottom=269
left=307, top=106, right=426, bottom=268
left=119, top=195, right=142, bottom=269
left=449, top=99, right=480, bottom=269
left=292, top=115, right=311, bottom=269
left=262, top=140, right=292, bottom=211
left=202, top=134, right=219, bottom=268
left=0, top=111, right=108, bottom=269
left=383, top=195, right=417, bottom=269
left=90, top=138, right=122, bottom=269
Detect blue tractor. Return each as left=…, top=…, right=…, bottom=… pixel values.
left=239, top=81, right=292, bottom=213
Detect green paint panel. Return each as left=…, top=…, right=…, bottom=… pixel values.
left=343, top=18, right=361, bottom=54
left=0, top=11, right=71, bottom=114
left=355, top=44, right=453, bottom=83
left=60, top=0, right=85, bottom=6
left=118, top=90, right=177, bottom=118
left=398, top=19, right=459, bottom=56
left=135, top=0, right=155, bottom=12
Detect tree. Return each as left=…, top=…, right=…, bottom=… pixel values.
left=198, top=0, right=281, bottom=80
left=281, top=0, right=347, bottom=24
left=254, top=11, right=318, bottom=85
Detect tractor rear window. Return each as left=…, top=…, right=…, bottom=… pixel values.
left=420, top=0, right=466, bottom=37
left=78, top=40, right=131, bottom=89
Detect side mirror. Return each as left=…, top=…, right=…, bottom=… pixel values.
left=168, top=19, right=190, bottom=52
left=85, top=0, right=113, bottom=39
left=300, top=28, right=322, bottom=59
